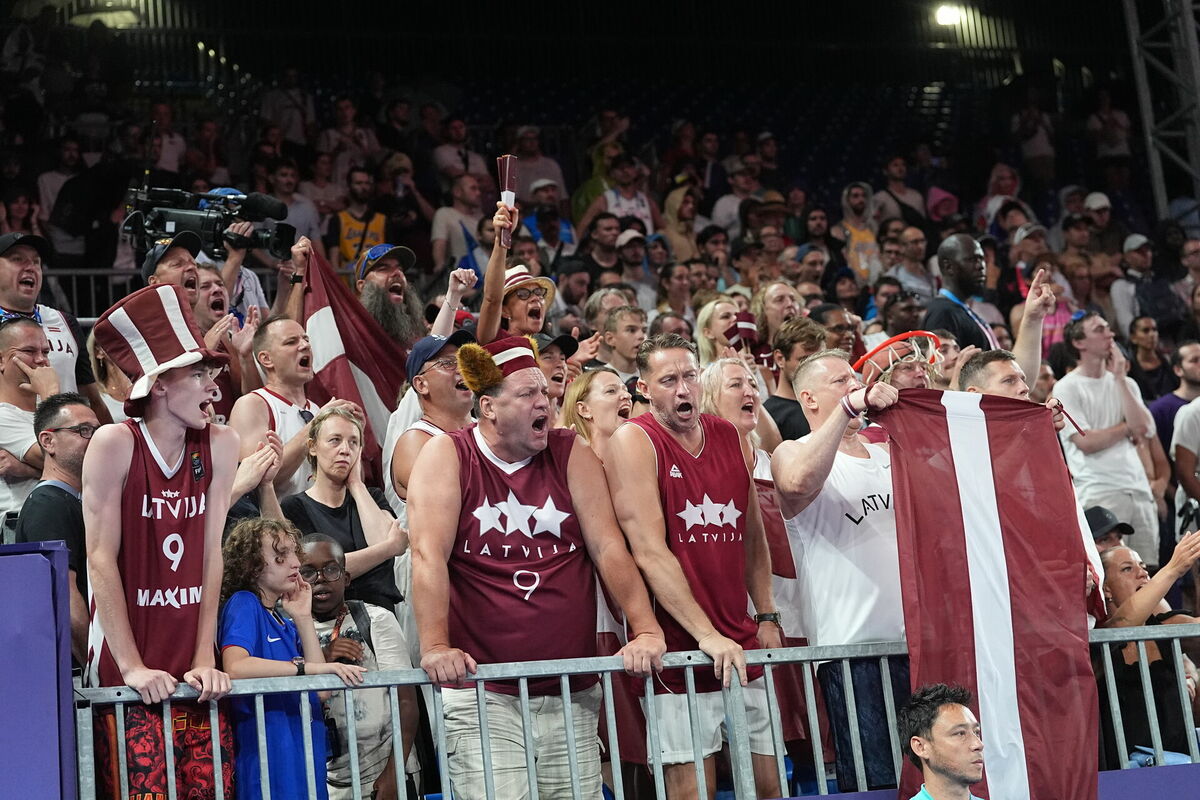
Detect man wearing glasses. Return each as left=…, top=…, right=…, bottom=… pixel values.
left=15, top=391, right=99, bottom=666
left=0, top=317, right=60, bottom=536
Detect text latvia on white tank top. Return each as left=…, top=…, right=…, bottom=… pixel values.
left=782, top=441, right=904, bottom=647
left=604, top=189, right=655, bottom=234
left=251, top=388, right=319, bottom=498
left=40, top=306, right=78, bottom=392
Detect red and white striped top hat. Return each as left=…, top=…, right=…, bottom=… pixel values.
left=93, top=284, right=228, bottom=401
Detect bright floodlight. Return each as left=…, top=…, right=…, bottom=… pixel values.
left=936, top=5, right=963, bottom=25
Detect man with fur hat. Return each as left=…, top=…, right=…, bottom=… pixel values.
left=84, top=284, right=242, bottom=799
left=409, top=335, right=665, bottom=798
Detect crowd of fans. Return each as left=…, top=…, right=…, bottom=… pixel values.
left=6, top=9, right=1200, bottom=800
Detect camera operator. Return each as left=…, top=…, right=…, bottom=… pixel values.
left=214, top=220, right=272, bottom=319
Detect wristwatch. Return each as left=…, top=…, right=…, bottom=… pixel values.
left=292, top=656, right=306, bottom=676
left=754, top=612, right=782, bottom=626
left=289, top=273, right=304, bottom=285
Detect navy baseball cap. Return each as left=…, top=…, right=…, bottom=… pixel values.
left=406, top=329, right=475, bottom=380
left=533, top=332, right=579, bottom=360
left=0, top=232, right=52, bottom=261
left=356, top=243, right=417, bottom=281
left=141, top=231, right=202, bottom=281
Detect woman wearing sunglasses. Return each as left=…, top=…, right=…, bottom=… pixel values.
left=475, top=203, right=557, bottom=341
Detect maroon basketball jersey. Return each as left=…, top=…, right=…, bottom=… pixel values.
left=209, top=363, right=236, bottom=424
left=87, top=420, right=215, bottom=687
left=448, top=425, right=596, bottom=695
left=627, top=412, right=762, bottom=693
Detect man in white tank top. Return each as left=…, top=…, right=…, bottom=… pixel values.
left=576, top=154, right=663, bottom=236
left=228, top=316, right=360, bottom=499
left=772, top=349, right=908, bottom=792
left=0, top=233, right=111, bottom=422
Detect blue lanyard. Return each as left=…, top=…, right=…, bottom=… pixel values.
left=938, top=289, right=998, bottom=347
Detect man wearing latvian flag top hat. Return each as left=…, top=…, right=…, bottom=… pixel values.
left=83, top=284, right=243, bottom=799
left=408, top=334, right=665, bottom=799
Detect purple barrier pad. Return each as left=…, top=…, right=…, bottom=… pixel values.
left=0, top=553, right=62, bottom=798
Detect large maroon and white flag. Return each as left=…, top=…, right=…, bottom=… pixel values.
left=875, top=389, right=1098, bottom=800
left=300, top=250, right=407, bottom=483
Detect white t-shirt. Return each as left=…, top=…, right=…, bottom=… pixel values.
left=430, top=206, right=483, bottom=263
left=313, top=603, right=416, bottom=782
left=711, top=193, right=746, bottom=238
left=1053, top=370, right=1154, bottom=497
left=782, top=441, right=904, bottom=647
left=0, top=403, right=38, bottom=518
left=1171, top=399, right=1200, bottom=511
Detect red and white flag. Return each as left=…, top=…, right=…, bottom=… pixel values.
left=876, top=389, right=1098, bottom=800
left=300, top=250, right=407, bottom=484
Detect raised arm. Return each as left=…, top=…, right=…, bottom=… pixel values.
left=408, top=435, right=477, bottom=683
left=474, top=204, right=516, bottom=346
left=772, top=384, right=897, bottom=517
left=429, top=268, right=478, bottom=338
left=1105, top=531, right=1200, bottom=627
left=1013, top=268, right=1053, bottom=383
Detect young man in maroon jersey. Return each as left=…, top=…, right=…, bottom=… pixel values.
left=84, top=284, right=240, bottom=798
left=408, top=334, right=666, bottom=799
left=605, top=332, right=782, bottom=800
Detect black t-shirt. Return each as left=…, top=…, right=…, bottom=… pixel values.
left=763, top=395, right=811, bottom=442
left=280, top=488, right=401, bottom=609
left=15, top=481, right=87, bottom=597
left=921, top=296, right=993, bottom=352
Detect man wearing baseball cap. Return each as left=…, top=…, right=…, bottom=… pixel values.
left=409, top=335, right=665, bottom=797
left=1112, top=233, right=1189, bottom=342
left=143, top=230, right=202, bottom=307
left=1084, top=191, right=1131, bottom=256
left=84, top=284, right=242, bottom=798
left=0, top=232, right=112, bottom=422
left=354, top=242, right=425, bottom=348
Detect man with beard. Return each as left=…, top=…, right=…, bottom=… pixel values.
left=615, top=229, right=657, bottom=310
left=833, top=182, right=881, bottom=283
left=801, top=205, right=845, bottom=269
left=326, top=167, right=388, bottom=272
left=581, top=212, right=621, bottom=278
left=355, top=243, right=426, bottom=348
left=548, top=259, right=591, bottom=333
left=15, top=392, right=100, bottom=667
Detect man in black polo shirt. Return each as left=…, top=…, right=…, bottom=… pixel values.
left=921, top=233, right=998, bottom=352
left=15, top=392, right=99, bottom=666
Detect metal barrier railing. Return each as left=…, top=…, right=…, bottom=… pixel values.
left=72, top=624, right=1200, bottom=800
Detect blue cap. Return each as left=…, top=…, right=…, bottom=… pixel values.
left=406, top=329, right=475, bottom=381
left=794, top=243, right=820, bottom=262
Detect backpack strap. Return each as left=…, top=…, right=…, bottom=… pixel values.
left=346, top=599, right=374, bottom=655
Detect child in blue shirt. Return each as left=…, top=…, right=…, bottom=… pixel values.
left=219, top=517, right=366, bottom=800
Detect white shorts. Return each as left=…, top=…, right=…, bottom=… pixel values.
left=640, top=677, right=776, bottom=765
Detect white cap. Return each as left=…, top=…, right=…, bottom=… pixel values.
left=1123, top=233, right=1151, bottom=253
left=616, top=229, right=646, bottom=248
left=529, top=178, right=559, bottom=193
left=1084, top=192, right=1111, bottom=211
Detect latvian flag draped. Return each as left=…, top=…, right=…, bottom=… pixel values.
left=300, top=250, right=407, bottom=483
left=875, top=389, right=1098, bottom=800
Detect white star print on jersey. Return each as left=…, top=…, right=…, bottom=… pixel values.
left=676, top=494, right=743, bottom=531
left=473, top=493, right=574, bottom=540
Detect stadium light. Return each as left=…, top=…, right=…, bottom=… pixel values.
left=935, top=4, right=963, bottom=25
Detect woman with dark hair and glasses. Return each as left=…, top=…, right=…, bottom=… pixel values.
left=280, top=406, right=406, bottom=611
